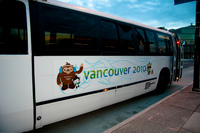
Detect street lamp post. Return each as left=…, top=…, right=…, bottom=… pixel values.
left=192, top=0, right=200, bottom=91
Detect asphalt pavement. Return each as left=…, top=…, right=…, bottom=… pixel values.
left=103, top=84, right=200, bottom=133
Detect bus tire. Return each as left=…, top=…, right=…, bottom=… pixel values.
left=154, top=68, right=170, bottom=94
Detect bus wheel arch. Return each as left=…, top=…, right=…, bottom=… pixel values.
left=154, top=67, right=170, bottom=94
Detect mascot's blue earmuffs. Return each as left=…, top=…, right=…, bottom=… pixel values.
left=74, top=67, right=76, bottom=72
left=59, top=66, right=76, bottom=74
left=59, top=67, right=63, bottom=74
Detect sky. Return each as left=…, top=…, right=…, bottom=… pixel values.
left=57, top=0, right=196, bottom=30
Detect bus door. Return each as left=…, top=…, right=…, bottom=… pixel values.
left=0, top=1, right=34, bottom=132
left=172, top=34, right=182, bottom=82
left=180, top=43, right=184, bottom=79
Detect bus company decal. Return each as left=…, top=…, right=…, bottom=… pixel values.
left=56, top=62, right=83, bottom=94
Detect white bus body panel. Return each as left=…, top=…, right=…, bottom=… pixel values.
left=0, top=0, right=33, bottom=132
left=0, top=0, right=175, bottom=132
left=0, top=55, right=33, bottom=132
left=34, top=56, right=172, bottom=127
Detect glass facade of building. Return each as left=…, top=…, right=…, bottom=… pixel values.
left=169, top=24, right=196, bottom=59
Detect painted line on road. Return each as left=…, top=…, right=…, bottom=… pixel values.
left=103, top=82, right=193, bottom=133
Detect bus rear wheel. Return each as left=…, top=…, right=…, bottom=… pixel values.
left=154, top=69, right=170, bottom=94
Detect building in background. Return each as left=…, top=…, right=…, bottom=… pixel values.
left=169, top=24, right=195, bottom=59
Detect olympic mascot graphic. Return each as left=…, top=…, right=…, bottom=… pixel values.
left=57, top=62, right=83, bottom=91
left=147, top=62, right=153, bottom=75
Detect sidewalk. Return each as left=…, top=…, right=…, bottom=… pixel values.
left=103, top=84, right=200, bottom=133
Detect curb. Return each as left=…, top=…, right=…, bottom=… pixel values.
left=103, top=82, right=193, bottom=133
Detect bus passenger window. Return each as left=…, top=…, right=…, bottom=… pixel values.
left=45, top=32, right=51, bottom=45
left=118, top=24, right=134, bottom=55
left=43, top=7, right=98, bottom=54
left=0, top=1, right=28, bottom=54
left=146, top=31, right=156, bottom=53
left=167, top=38, right=173, bottom=55
left=136, top=28, right=146, bottom=53
left=158, top=41, right=166, bottom=54
left=157, top=33, right=169, bottom=54
left=101, top=20, right=119, bottom=54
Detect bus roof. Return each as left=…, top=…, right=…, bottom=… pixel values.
left=34, top=0, right=171, bottom=35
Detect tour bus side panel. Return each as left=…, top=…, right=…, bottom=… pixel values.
left=31, top=2, right=156, bottom=127
left=29, top=2, right=116, bottom=128
left=0, top=0, right=34, bottom=132
left=29, top=0, right=173, bottom=129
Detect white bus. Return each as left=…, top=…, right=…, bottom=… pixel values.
left=0, top=0, right=183, bottom=132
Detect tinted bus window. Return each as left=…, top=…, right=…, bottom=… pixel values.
left=0, top=1, right=27, bottom=54
left=43, top=6, right=98, bottom=54
left=157, top=33, right=170, bottom=54
left=119, top=24, right=134, bottom=55
left=101, top=20, right=119, bottom=54
left=136, top=28, right=146, bottom=53
left=146, top=30, right=156, bottom=53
